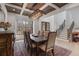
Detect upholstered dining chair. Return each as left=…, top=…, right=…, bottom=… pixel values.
left=38, top=31, right=49, bottom=37
left=39, top=32, right=57, bottom=56
left=43, top=31, right=49, bottom=38
left=24, top=31, right=28, bottom=47
left=12, top=33, right=15, bottom=48
left=38, top=31, right=44, bottom=37
left=25, top=31, right=37, bottom=55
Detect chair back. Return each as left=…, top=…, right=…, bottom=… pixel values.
left=26, top=32, right=32, bottom=48
left=43, top=31, right=49, bottom=38
left=38, top=31, right=49, bottom=37
left=38, top=31, right=44, bottom=37
left=24, top=32, right=29, bottom=43
left=46, top=32, right=57, bottom=49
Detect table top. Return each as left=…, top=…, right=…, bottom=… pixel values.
left=30, top=34, right=47, bottom=43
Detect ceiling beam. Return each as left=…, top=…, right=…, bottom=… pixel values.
left=47, top=3, right=60, bottom=9
left=20, top=3, right=27, bottom=15
left=5, top=3, right=34, bottom=13
left=39, top=3, right=60, bottom=10
left=1, top=3, right=8, bottom=22
left=39, top=4, right=48, bottom=10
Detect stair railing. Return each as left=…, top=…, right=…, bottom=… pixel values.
left=57, top=20, right=65, bottom=36
left=67, top=21, right=74, bottom=40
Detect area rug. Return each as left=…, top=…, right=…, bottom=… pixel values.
left=14, top=40, right=72, bottom=56
left=48, top=45, right=72, bottom=56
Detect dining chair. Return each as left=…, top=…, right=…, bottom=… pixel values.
left=12, top=33, right=15, bottom=47
left=38, top=31, right=44, bottom=37
left=25, top=31, right=37, bottom=55
left=43, top=31, right=49, bottom=38
left=39, top=31, right=57, bottom=56
left=0, top=38, right=7, bottom=55
left=24, top=31, right=28, bottom=47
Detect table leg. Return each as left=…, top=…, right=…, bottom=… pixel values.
left=36, top=43, right=39, bottom=56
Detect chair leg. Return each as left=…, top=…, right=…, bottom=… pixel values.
left=45, top=52, right=47, bottom=56
left=44, top=50, right=48, bottom=56
left=30, top=49, right=32, bottom=56
left=36, top=47, right=38, bottom=56
left=27, top=46, right=32, bottom=56
left=52, top=49, right=54, bottom=56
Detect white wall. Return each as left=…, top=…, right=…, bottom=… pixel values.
left=54, top=11, right=66, bottom=29
left=66, top=10, right=74, bottom=28
left=39, top=15, right=56, bottom=32
left=50, top=16, right=56, bottom=32
left=0, top=11, right=5, bottom=31
left=33, top=20, right=39, bottom=34
left=0, top=11, right=5, bottom=21
left=1, top=4, right=8, bottom=22
left=32, top=16, right=55, bottom=34
left=66, top=6, right=79, bottom=28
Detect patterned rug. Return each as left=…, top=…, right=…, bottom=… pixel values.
left=49, top=46, right=71, bottom=56
left=14, top=40, right=72, bottom=56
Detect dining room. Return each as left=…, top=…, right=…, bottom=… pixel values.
left=0, top=3, right=79, bottom=56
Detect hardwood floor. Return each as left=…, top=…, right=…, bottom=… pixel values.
left=13, top=40, right=71, bottom=56
left=14, top=40, right=30, bottom=56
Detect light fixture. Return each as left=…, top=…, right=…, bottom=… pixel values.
left=30, top=10, right=45, bottom=20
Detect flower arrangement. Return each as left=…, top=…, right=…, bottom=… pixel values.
left=0, top=22, right=11, bottom=30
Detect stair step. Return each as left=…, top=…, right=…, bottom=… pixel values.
left=57, top=28, right=67, bottom=40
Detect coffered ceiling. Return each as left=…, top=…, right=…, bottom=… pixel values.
left=43, top=5, right=56, bottom=14
left=6, top=5, right=21, bottom=14
left=10, top=3, right=23, bottom=7
left=23, top=10, right=32, bottom=16
left=26, top=3, right=45, bottom=11
left=1, top=3, right=68, bottom=17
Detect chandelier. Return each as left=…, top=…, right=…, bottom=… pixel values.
left=30, top=10, right=45, bottom=20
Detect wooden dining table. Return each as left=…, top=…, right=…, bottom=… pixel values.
left=30, top=34, right=47, bottom=43
left=30, top=34, right=47, bottom=55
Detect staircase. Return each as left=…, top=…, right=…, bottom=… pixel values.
left=57, top=27, right=67, bottom=40
left=57, top=20, right=74, bottom=40
left=56, top=20, right=68, bottom=40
